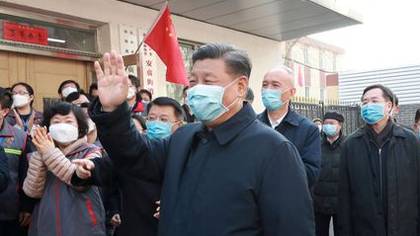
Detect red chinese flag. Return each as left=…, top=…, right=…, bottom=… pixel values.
left=144, top=5, right=189, bottom=86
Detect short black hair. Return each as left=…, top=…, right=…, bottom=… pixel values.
left=147, top=97, right=184, bottom=121
left=11, top=82, right=35, bottom=106
left=0, top=87, right=13, bottom=109
left=183, top=86, right=189, bottom=94
left=128, top=75, right=140, bottom=88
left=139, top=89, right=152, bottom=100
left=192, top=43, right=252, bottom=78
left=89, top=83, right=98, bottom=95
left=58, top=80, right=81, bottom=94
left=132, top=114, right=147, bottom=130
left=42, top=102, right=89, bottom=139
left=415, top=109, right=420, bottom=123
left=361, top=84, right=394, bottom=103
left=245, top=88, right=254, bottom=103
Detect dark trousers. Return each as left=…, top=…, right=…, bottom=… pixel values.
left=0, top=219, right=27, bottom=236
left=315, top=212, right=338, bottom=236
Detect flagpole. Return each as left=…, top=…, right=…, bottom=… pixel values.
left=125, top=1, right=168, bottom=71
left=133, top=1, right=169, bottom=56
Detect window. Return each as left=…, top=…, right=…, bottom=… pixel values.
left=166, top=41, right=201, bottom=103
left=305, top=87, right=310, bottom=98
left=303, top=46, right=309, bottom=65
left=319, top=50, right=324, bottom=70
left=0, top=14, right=97, bottom=53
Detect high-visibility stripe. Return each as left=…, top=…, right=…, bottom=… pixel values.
left=4, top=148, right=22, bottom=156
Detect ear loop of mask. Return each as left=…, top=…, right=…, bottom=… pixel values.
left=278, top=88, right=292, bottom=108
left=208, top=78, right=242, bottom=122
left=221, top=78, right=243, bottom=111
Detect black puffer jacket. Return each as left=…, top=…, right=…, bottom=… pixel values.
left=312, top=134, right=345, bottom=215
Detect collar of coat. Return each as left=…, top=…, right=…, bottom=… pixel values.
left=206, top=102, right=256, bottom=146
left=260, top=107, right=302, bottom=127
left=62, top=136, right=91, bottom=156
left=0, top=120, right=15, bottom=137
left=352, top=122, right=409, bottom=139
left=323, top=133, right=345, bottom=149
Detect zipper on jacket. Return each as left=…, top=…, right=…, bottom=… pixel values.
left=377, top=139, right=390, bottom=214
left=369, top=139, right=389, bottom=209
left=378, top=148, right=383, bottom=205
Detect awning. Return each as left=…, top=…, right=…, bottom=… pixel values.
left=119, top=0, right=362, bottom=41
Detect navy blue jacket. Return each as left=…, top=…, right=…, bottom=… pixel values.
left=90, top=101, right=315, bottom=236
left=257, top=109, right=321, bottom=187
left=0, top=147, right=8, bottom=193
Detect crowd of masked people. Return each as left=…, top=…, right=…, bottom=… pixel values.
left=0, top=43, right=420, bottom=236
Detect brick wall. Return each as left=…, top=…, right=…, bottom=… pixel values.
left=397, top=104, right=420, bottom=127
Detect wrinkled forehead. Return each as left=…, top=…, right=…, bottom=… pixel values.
left=263, top=70, right=294, bottom=86
left=148, top=105, right=177, bottom=119
left=362, top=88, right=386, bottom=101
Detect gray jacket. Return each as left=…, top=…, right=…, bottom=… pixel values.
left=29, top=142, right=106, bottom=236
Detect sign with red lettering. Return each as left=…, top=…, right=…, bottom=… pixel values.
left=3, top=22, right=48, bottom=45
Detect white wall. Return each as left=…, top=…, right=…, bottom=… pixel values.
left=3, top=0, right=284, bottom=112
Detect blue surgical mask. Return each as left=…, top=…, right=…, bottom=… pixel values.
left=322, top=124, right=337, bottom=137
left=146, top=121, right=172, bottom=140
left=361, top=103, right=385, bottom=125
left=262, top=89, right=284, bottom=111
left=187, top=80, right=238, bottom=123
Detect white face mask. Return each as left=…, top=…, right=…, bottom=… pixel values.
left=13, top=94, right=30, bottom=108
left=49, top=123, right=79, bottom=144
left=62, top=87, right=78, bottom=98
left=127, top=87, right=136, bottom=100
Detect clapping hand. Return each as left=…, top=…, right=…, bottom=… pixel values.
left=32, top=127, right=55, bottom=156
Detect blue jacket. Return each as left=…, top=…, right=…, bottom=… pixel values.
left=0, top=147, right=8, bottom=193
left=257, top=109, right=321, bottom=187
left=90, top=101, right=315, bottom=236
left=0, top=120, right=34, bottom=220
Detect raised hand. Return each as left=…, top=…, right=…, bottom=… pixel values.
left=72, top=159, right=95, bottom=179
left=32, top=127, right=55, bottom=156
left=94, top=51, right=129, bottom=112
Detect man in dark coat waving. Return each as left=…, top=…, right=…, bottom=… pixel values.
left=78, top=44, right=315, bottom=236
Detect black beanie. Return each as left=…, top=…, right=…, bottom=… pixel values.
left=323, top=111, right=344, bottom=123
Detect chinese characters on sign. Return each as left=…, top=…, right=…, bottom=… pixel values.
left=3, top=22, right=48, bottom=45
left=142, top=43, right=156, bottom=95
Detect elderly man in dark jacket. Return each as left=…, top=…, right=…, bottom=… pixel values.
left=77, top=44, right=315, bottom=236
left=257, top=66, right=321, bottom=187
left=0, top=147, right=8, bottom=193
left=312, top=111, right=345, bottom=236
left=338, top=84, right=420, bottom=236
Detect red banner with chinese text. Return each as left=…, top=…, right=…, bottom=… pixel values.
left=3, top=22, right=48, bottom=45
